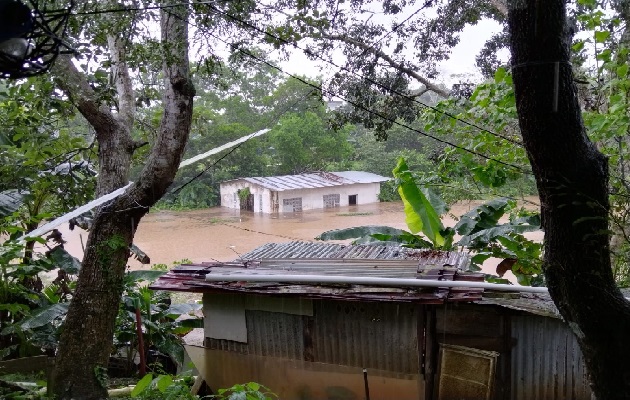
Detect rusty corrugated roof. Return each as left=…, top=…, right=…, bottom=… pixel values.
left=221, top=171, right=389, bottom=192
left=149, top=243, right=485, bottom=303
left=240, top=241, right=470, bottom=269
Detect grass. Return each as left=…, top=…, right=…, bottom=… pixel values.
left=336, top=212, right=374, bottom=217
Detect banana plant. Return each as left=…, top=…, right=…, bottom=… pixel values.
left=317, top=157, right=543, bottom=285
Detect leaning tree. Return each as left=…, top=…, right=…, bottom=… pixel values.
left=48, top=4, right=194, bottom=399
left=507, top=0, right=630, bottom=398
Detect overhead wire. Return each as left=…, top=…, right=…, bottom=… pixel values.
left=201, top=2, right=524, bottom=147
left=68, top=0, right=520, bottom=147
left=68, top=0, right=233, bottom=16
left=170, top=88, right=317, bottom=196
left=167, top=7, right=530, bottom=174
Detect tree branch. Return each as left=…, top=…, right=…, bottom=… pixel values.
left=321, top=33, right=450, bottom=98
left=107, top=34, right=136, bottom=129
left=51, top=55, right=124, bottom=143
left=130, top=5, right=195, bottom=206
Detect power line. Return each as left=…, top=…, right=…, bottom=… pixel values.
left=69, top=0, right=231, bottom=16
left=202, top=3, right=523, bottom=147
left=170, top=87, right=318, bottom=196
left=67, top=0, right=519, bottom=146
left=184, top=19, right=530, bottom=174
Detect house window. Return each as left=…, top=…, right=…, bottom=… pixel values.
left=259, top=194, right=263, bottom=212
left=348, top=194, right=357, bottom=205
left=323, top=194, right=340, bottom=208
left=282, top=198, right=303, bottom=212
left=437, top=344, right=498, bottom=400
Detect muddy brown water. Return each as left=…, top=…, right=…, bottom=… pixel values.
left=45, top=198, right=542, bottom=282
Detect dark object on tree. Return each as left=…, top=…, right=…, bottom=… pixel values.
left=46, top=228, right=65, bottom=246
left=0, top=0, right=73, bottom=79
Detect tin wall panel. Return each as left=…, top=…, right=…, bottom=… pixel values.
left=205, top=310, right=305, bottom=360
left=511, top=316, right=593, bottom=400
left=311, top=300, right=418, bottom=375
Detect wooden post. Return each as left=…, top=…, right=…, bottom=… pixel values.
left=135, top=307, right=146, bottom=377
left=424, top=306, right=437, bottom=400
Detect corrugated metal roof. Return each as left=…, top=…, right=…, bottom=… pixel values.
left=150, top=241, right=569, bottom=315
left=240, top=241, right=470, bottom=269
left=149, top=241, right=484, bottom=303
left=223, top=171, right=389, bottom=192
left=478, top=293, right=562, bottom=319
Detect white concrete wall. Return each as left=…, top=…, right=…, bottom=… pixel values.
left=220, top=180, right=273, bottom=213
left=220, top=181, right=382, bottom=214
left=278, top=183, right=381, bottom=211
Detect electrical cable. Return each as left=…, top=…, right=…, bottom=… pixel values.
left=201, top=3, right=523, bottom=146
left=67, top=0, right=520, bottom=147
left=68, top=0, right=232, bottom=16
left=177, top=13, right=531, bottom=174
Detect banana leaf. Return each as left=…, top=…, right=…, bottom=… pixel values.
left=0, top=189, right=30, bottom=218
left=316, top=225, right=405, bottom=241
left=19, top=303, right=69, bottom=330
left=47, top=246, right=81, bottom=274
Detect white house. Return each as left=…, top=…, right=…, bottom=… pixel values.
left=219, top=171, right=389, bottom=213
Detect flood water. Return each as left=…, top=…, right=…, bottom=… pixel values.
left=52, top=199, right=542, bottom=279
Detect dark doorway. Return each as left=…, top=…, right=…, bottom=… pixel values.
left=240, top=194, right=254, bottom=211
left=348, top=194, right=357, bottom=205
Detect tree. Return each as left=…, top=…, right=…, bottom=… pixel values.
left=48, top=4, right=194, bottom=399
left=268, top=110, right=353, bottom=174
left=507, top=1, right=630, bottom=397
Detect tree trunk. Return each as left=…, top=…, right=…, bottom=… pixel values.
left=507, top=1, right=630, bottom=398
left=50, top=5, right=194, bottom=399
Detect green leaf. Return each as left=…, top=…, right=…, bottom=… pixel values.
left=131, top=373, right=153, bottom=397
left=454, top=198, right=512, bottom=236
left=316, top=225, right=404, bottom=241
left=618, top=64, right=629, bottom=77
left=156, top=374, right=173, bottom=393
left=572, top=40, right=585, bottom=52
left=47, top=246, right=82, bottom=274
left=19, top=303, right=69, bottom=330
left=127, top=270, right=166, bottom=282
left=393, top=158, right=445, bottom=247
left=595, top=30, right=610, bottom=43
left=494, top=67, right=506, bottom=84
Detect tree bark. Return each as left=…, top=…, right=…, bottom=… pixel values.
left=49, top=5, right=194, bottom=399
left=507, top=1, right=630, bottom=398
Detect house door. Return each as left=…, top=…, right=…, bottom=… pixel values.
left=348, top=194, right=357, bottom=205
left=240, top=194, right=254, bottom=211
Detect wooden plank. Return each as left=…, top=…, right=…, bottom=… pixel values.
left=0, top=356, right=51, bottom=375
left=425, top=306, right=437, bottom=400
left=436, top=307, right=503, bottom=337
left=438, top=334, right=507, bottom=352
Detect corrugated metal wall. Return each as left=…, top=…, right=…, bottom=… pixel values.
left=205, top=299, right=419, bottom=376
left=206, top=310, right=305, bottom=360
left=511, top=316, right=593, bottom=400
left=311, top=300, right=418, bottom=375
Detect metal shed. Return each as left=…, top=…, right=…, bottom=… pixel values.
left=150, top=242, right=593, bottom=400
left=219, top=171, right=389, bottom=213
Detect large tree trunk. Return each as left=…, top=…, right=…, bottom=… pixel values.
left=507, top=1, right=630, bottom=398
left=49, top=5, right=194, bottom=399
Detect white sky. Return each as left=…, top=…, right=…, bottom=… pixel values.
left=281, top=18, right=508, bottom=88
